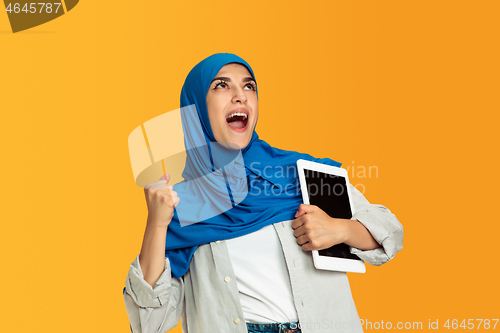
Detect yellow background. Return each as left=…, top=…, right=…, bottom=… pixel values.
left=1, top=1, right=499, bottom=332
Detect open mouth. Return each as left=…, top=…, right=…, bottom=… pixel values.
left=226, top=112, right=249, bottom=131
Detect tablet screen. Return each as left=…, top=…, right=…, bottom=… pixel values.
left=304, top=169, right=361, bottom=260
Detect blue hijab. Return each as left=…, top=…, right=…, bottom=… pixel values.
left=166, top=53, right=341, bottom=278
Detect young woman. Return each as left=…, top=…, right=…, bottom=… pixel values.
left=124, top=53, right=403, bottom=333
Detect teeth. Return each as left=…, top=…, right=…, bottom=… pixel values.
left=226, top=112, right=248, bottom=120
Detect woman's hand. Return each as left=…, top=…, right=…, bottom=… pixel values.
left=292, top=204, right=381, bottom=252
left=144, top=174, right=180, bottom=228
left=292, top=204, right=350, bottom=252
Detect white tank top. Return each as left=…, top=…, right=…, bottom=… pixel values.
left=225, top=223, right=299, bottom=323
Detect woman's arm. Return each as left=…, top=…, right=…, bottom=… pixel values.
left=292, top=204, right=380, bottom=251
left=124, top=255, right=185, bottom=333
left=344, top=218, right=381, bottom=250
left=139, top=174, right=180, bottom=287
left=347, top=183, right=404, bottom=265
left=123, top=174, right=185, bottom=333
left=292, top=183, right=403, bottom=265
left=140, top=223, right=168, bottom=287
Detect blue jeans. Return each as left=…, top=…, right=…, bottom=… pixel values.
left=246, top=321, right=302, bottom=333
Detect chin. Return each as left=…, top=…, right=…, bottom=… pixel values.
left=234, top=137, right=252, bottom=150
left=221, top=137, right=251, bottom=150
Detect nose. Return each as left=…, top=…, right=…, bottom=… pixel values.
left=231, top=86, right=247, bottom=104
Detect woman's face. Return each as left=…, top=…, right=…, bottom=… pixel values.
left=206, top=63, right=258, bottom=150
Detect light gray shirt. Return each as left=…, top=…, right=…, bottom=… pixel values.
left=124, top=184, right=404, bottom=333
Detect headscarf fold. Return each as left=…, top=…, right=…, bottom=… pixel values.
left=166, top=53, right=341, bottom=278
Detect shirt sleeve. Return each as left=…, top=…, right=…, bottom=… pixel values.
left=348, top=184, right=404, bottom=266
left=124, top=254, right=185, bottom=333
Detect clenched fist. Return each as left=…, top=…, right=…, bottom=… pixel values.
left=144, top=174, right=180, bottom=228
left=292, top=204, right=349, bottom=252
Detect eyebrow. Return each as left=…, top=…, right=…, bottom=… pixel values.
left=210, top=76, right=256, bottom=84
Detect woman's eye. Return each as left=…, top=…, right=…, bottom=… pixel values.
left=244, top=83, right=256, bottom=91
left=215, top=82, right=228, bottom=89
